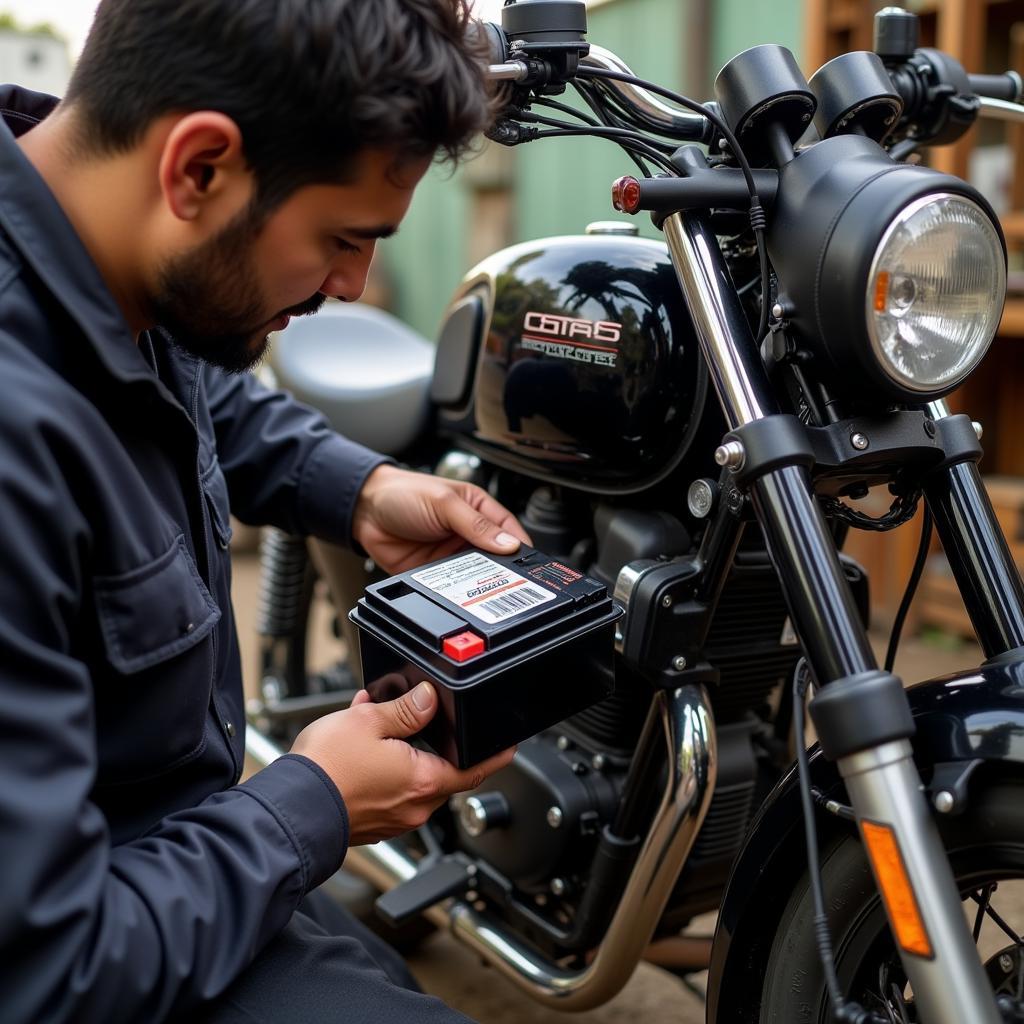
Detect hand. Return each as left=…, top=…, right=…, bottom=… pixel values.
left=351, top=465, right=532, bottom=574
left=290, top=682, right=515, bottom=846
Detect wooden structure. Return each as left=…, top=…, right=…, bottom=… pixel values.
left=805, top=0, right=1024, bottom=636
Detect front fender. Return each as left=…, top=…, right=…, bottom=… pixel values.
left=705, top=654, right=1024, bottom=1022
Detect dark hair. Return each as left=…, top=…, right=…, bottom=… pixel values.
left=64, top=0, right=492, bottom=209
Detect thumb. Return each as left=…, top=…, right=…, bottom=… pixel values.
left=377, top=681, right=438, bottom=738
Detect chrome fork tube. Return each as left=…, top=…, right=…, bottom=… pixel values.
left=842, top=741, right=1001, bottom=1024
left=663, top=212, right=1001, bottom=1023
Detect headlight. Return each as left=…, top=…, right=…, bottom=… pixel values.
left=866, top=193, right=1005, bottom=393
left=766, top=135, right=1007, bottom=402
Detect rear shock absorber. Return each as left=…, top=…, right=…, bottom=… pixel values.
left=256, top=529, right=314, bottom=700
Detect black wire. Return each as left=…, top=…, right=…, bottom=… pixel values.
left=576, top=65, right=772, bottom=342
left=528, top=127, right=679, bottom=175
left=534, top=95, right=600, bottom=127
left=792, top=661, right=847, bottom=1015
left=517, top=108, right=676, bottom=155
left=884, top=506, right=934, bottom=674
left=570, top=83, right=656, bottom=175
left=793, top=662, right=884, bottom=1024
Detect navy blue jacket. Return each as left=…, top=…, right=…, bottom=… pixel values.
left=0, top=87, right=390, bottom=1022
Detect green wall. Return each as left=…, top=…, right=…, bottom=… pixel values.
left=386, top=0, right=805, bottom=339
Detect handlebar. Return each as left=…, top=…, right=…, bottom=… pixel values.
left=968, top=71, right=1023, bottom=103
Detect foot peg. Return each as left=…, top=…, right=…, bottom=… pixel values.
left=374, top=855, right=475, bottom=926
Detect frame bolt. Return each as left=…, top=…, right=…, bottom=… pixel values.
left=672, top=655, right=688, bottom=672
left=687, top=479, right=717, bottom=519
left=661, top=594, right=673, bottom=609
left=591, top=753, right=607, bottom=771
left=556, top=735, right=571, bottom=752
left=771, top=302, right=785, bottom=320
left=933, top=790, right=955, bottom=814
left=850, top=432, right=870, bottom=451
left=972, top=420, right=984, bottom=440
left=715, top=440, right=746, bottom=470
left=546, top=806, right=564, bottom=829
left=550, top=878, right=567, bottom=897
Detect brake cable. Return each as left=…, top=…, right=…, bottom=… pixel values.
left=793, top=659, right=888, bottom=1024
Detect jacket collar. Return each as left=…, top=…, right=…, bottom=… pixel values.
left=0, top=85, right=158, bottom=386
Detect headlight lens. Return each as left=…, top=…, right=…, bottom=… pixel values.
left=866, top=192, right=1005, bottom=393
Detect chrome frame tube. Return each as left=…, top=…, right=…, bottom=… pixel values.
left=246, top=686, right=716, bottom=1011
left=841, top=742, right=1002, bottom=1024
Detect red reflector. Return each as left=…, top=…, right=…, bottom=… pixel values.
left=443, top=631, right=485, bottom=662
left=611, top=175, right=642, bottom=214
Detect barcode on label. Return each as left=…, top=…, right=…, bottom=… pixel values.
left=478, top=585, right=549, bottom=620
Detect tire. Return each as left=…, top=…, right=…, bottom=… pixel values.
left=760, top=776, right=1024, bottom=1023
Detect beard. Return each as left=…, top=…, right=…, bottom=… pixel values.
left=151, top=202, right=326, bottom=374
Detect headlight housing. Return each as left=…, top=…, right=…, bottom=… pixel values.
left=866, top=193, right=1005, bottom=394
left=767, top=135, right=1007, bottom=403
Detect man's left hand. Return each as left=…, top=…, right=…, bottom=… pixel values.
left=351, top=465, right=532, bottom=573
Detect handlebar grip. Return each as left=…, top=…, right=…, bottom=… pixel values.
left=968, top=71, right=1022, bottom=102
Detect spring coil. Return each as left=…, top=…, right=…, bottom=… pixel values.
left=256, top=528, right=311, bottom=637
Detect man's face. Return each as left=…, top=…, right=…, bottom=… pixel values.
left=151, top=148, right=429, bottom=373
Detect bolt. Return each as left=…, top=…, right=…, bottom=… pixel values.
left=591, top=753, right=607, bottom=772
left=933, top=790, right=955, bottom=814
left=802, top=112, right=811, bottom=122
left=672, top=655, right=688, bottom=672
left=466, top=889, right=479, bottom=903
left=546, top=806, right=564, bottom=829
left=687, top=479, right=716, bottom=519
left=973, top=420, right=984, bottom=440
left=715, top=440, right=746, bottom=470
left=556, top=735, right=571, bottom=752
left=550, top=878, right=567, bottom=897
left=851, top=432, right=870, bottom=451
left=661, top=594, right=673, bottom=609
left=534, top=893, right=548, bottom=907
left=1000, top=953, right=1015, bottom=974
left=771, top=302, right=785, bottom=320
left=460, top=796, right=490, bottom=838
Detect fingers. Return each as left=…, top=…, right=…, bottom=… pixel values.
left=442, top=485, right=531, bottom=554
left=373, top=681, right=438, bottom=738
left=415, top=744, right=517, bottom=801
left=350, top=689, right=373, bottom=707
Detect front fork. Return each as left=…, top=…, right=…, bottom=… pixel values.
left=665, top=210, right=1019, bottom=1023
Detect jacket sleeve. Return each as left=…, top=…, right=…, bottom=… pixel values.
left=202, top=364, right=392, bottom=546
left=0, top=410, right=349, bottom=1024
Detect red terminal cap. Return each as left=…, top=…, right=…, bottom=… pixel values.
left=443, top=631, right=486, bottom=662
left=611, top=175, right=642, bottom=215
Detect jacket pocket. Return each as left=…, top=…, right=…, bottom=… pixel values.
left=200, top=453, right=234, bottom=550
left=95, top=534, right=221, bottom=674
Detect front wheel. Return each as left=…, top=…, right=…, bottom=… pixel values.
left=760, top=776, right=1024, bottom=1023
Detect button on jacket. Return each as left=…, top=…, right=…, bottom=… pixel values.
left=0, top=86, right=390, bottom=1023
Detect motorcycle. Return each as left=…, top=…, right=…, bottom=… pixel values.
left=244, top=3, right=1024, bottom=1020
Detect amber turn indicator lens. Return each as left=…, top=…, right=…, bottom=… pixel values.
left=860, top=819, right=934, bottom=959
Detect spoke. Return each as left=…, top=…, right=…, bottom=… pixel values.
left=970, top=890, right=1023, bottom=946
left=973, top=884, right=998, bottom=943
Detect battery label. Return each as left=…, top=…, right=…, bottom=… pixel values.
left=413, top=552, right=556, bottom=625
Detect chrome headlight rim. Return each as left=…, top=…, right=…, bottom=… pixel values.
left=864, top=190, right=1006, bottom=396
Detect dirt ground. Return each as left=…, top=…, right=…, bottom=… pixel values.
left=229, top=546, right=992, bottom=1024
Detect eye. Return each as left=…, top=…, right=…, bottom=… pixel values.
left=333, top=237, right=361, bottom=254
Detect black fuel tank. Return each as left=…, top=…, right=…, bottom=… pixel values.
left=432, top=232, right=709, bottom=495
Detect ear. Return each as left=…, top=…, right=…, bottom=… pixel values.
left=157, top=111, right=250, bottom=222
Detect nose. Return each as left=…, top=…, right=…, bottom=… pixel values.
left=320, top=247, right=375, bottom=303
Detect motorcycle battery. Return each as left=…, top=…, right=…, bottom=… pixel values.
left=349, top=546, right=623, bottom=768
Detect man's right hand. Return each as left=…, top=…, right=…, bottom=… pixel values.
left=290, top=681, right=514, bottom=846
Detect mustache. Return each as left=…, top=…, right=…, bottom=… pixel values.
left=281, top=294, right=329, bottom=320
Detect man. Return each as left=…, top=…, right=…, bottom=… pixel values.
left=0, top=1, right=524, bottom=1021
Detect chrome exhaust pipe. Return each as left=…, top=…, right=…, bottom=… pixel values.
left=245, top=684, right=716, bottom=1012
